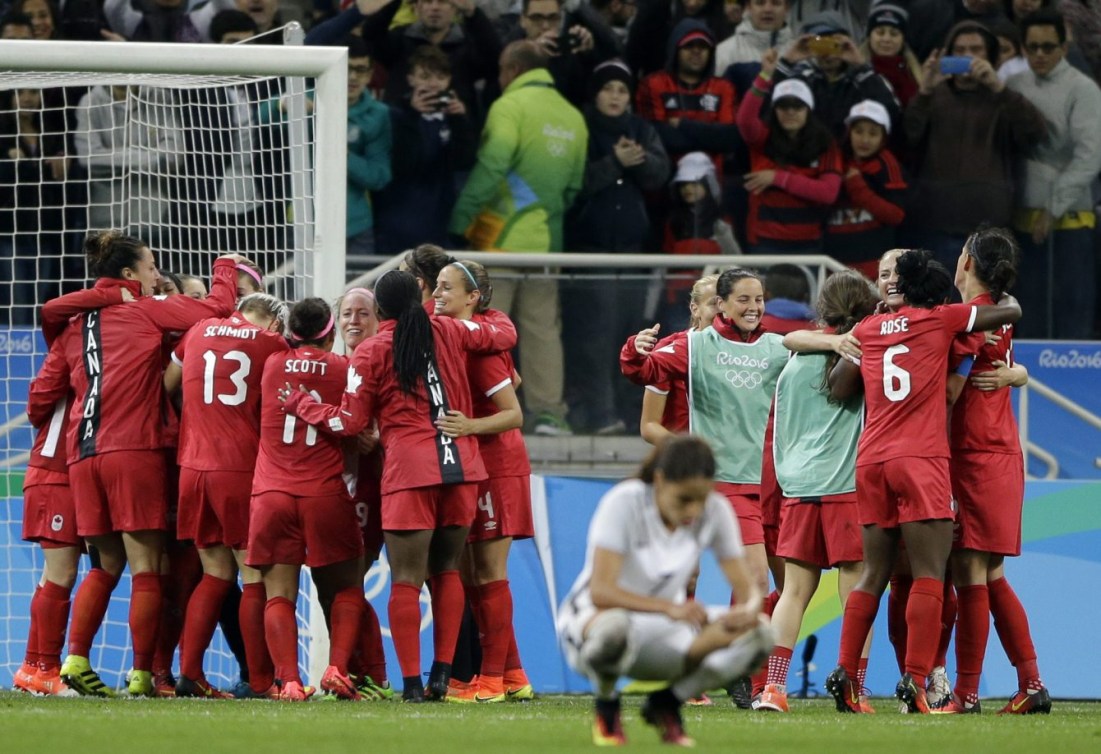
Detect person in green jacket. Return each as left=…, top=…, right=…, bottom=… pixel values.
left=346, top=35, right=393, bottom=255
left=449, top=39, right=588, bottom=435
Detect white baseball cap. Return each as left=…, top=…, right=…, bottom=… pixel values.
left=771, top=79, right=815, bottom=110
left=844, top=99, right=891, bottom=134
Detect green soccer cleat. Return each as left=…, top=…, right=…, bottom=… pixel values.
left=127, top=669, right=155, bottom=697
left=356, top=675, right=394, bottom=701
left=60, top=655, right=116, bottom=698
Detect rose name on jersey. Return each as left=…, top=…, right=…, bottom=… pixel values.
left=881, top=318, right=909, bottom=335
left=285, top=359, right=328, bottom=375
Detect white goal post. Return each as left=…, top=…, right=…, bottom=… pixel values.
left=0, top=35, right=347, bottom=689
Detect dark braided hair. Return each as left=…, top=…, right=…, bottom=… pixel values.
left=375, top=270, right=435, bottom=395
left=896, top=249, right=953, bottom=308
left=964, top=226, right=1018, bottom=301
left=83, top=230, right=147, bottom=279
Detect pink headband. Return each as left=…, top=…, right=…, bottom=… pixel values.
left=344, top=286, right=375, bottom=304
left=236, top=264, right=263, bottom=287
left=291, top=313, right=334, bottom=343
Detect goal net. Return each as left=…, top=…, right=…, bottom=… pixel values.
left=0, top=36, right=347, bottom=690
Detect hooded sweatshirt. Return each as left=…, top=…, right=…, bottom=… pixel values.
left=716, top=19, right=795, bottom=95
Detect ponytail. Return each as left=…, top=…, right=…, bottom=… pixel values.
left=376, top=270, right=435, bottom=395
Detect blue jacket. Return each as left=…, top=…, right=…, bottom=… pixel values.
left=347, top=92, right=392, bottom=236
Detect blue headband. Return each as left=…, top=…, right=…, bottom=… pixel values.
left=453, top=262, right=479, bottom=291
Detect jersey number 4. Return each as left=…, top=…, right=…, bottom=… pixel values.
left=202, top=350, right=251, bottom=406
left=882, top=344, right=912, bottom=402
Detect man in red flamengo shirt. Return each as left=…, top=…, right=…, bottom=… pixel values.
left=32, top=233, right=243, bottom=697
left=163, top=293, right=290, bottom=699
left=825, top=249, right=1021, bottom=715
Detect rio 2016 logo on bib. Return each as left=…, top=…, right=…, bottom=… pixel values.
left=724, top=370, right=763, bottom=389
left=716, top=352, right=769, bottom=369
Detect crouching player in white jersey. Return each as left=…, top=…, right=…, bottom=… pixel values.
left=557, top=436, right=775, bottom=746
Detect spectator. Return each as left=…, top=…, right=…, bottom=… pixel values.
left=860, top=3, right=921, bottom=107
left=504, top=0, right=622, bottom=107
left=449, top=40, right=587, bottom=436
left=1007, top=10, right=1101, bottom=339
left=785, top=0, right=871, bottom=40
left=636, top=19, right=741, bottom=176
left=825, top=99, right=908, bottom=277
left=716, top=0, right=794, bottom=95
left=0, top=12, right=33, bottom=38
left=103, top=0, right=238, bottom=43
left=626, top=0, right=735, bottom=77
left=990, top=16, right=1030, bottom=79
left=663, top=152, right=739, bottom=260
left=234, top=0, right=287, bottom=41
left=11, top=0, right=57, bottom=39
left=591, top=0, right=638, bottom=46
left=565, top=59, right=670, bottom=433
left=773, top=10, right=902, bottom=143
left=209, top=8, right=259, bottom=43
left=760, top=262, right=816, bottom=333
left=903, top=21, right=1046, bottom=269
left=1061, top=0, right=1101, bottom=82
left=375, top=44, right=475, bottom=254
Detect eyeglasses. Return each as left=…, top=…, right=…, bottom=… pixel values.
left=348, top=65, right=373, bottom=77
left=1024, top=42, right=1061, bottom=54
left=525, top=12, right=562, bottom=25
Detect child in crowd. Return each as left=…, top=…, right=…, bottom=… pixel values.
left=860, top=4, right=921, bottom=107
left=760, top=263, right=816, bottom=334
left=825, top=100, right=908, bottom=280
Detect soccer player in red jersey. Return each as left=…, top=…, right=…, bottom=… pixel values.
left=280, top=270, right=516, bottom=702
left=249, top=298, right=365, bottom=702
left=936, top=227, right=1050, bottom=714
left=163, top=292, right=290, bottom=699
left=825, top=248, right=1022, bottom=714
left=432, top=261, right=534, bottom=703
left=31, top=232, right=242, bottom=697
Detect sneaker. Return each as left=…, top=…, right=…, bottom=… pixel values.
left=175, top=675, right=232, bottom=700
left=592, top=699, right=627, bottom=747
left=355, top=675, right=394, bottom=701
left=533, top=413, right=573, bottom=437
left=685, top=693, right=712, bottom=706
left=444, top=676, right=478, bottom=704
left=277, top=680, right=316, bottom=702
left=474, top=675, right=506, bottom=704
left=594, top=419, right=626, bottom=437
left=320, top=665, right=362, bottom=701
left=61, top=655, right=115, bottom=698
left=727, top=674, right=753, bottom=710
left=402, top=682, right=425, bottom=704
left=926, top=665, right=951, bottom=708
left=153, top=670, right=177, bottom=698
left=127, top=669, right=155, bottom=697
left=30, top=667, right=77, bottom=697
left=755, top=683, right=789, bottom=713
left=504, top=668, right=535, bottom=702
left=931, top=693, right=981, bottom=715
left=641, top=692, right=695, bottom=747
left=825, top=665, right=862, bottom=714
left=232, top=680, right=279, bottom=700
left=13, top=662, right=36, bottom=693
left=896, top=673, right=931, bottom=714
left=998, top=687, right=1052, bottom=715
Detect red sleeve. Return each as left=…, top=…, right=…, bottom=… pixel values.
left=774, top=170, right=842, bottom=205
left=636, top=74, right=665, bottom=121
left=141, top=259, right=237, bottom=331
left=735, top=75, right=772, bottom=149
left=949, top=331, right=986, bottom=371
left=444, top=314, right=517, bottom=353
left=283, top=350, right=374, bottom=438
left=717, top=79, right=738, bottom=124
left=619, top=335, right=646, bottom=384
left=630, top=330, right=689, bottom=385
left=844, top=172, right=905, bottom=225
left=40, top=287, right=125, bottom=347
left=27, top=338, right=71, bottom=427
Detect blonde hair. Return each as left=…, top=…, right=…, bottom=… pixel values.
left=688, top=273, right=720, bottom=330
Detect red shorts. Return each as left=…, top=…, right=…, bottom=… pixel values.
left=856, top=457, right=954, bottom=529
left=951, top=450, right=1024, bottom=557
left=763, top=524, right=780, bottom=558
left=382, top=483, right=479, bottom=531
left=354, top=491, right=384, bottom=557
left=177, top=468, right=253, bottom=550
left=22, top=483, right=80, bottom=547
left=777, top=495, right=862, bottom=569
left=716, top=482, right=763, bottom=546
left=247, top=490, right=364, bottom=568
left=69, top=450, right=167, bottom=536
left=468, top=475, right=534, bottom=543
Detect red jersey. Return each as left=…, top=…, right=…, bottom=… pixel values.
left=24, top=342, right=72, bottom=483
left=174, top=313, right=290, bottom=472
left=950, top=293, right=1020, bottom=454
left=468, top=349, right=530, bottom=478
left=284, top=315, right=517, bottom=495
left=854, top=304, right=978, bottom=465
left=619, top=331, right=689, bottom=432
left=32, top=260, right=238, bottom=462
left=253, top=347, right=349, bottom=497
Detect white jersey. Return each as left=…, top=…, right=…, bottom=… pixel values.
left=559, top=479, right=744, bottom=620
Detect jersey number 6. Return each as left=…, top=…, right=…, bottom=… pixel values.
left=883, top=344, right=912, bottom=402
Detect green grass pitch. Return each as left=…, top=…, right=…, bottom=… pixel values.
left=3, top=693, right=1100, bottom=752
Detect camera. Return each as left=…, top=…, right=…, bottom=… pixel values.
left=433, top=93, right=452, bottom=111
left=807, top=35, right=842, bottom=57
left=557, top=31, right=582, bottom=52
left=939, top=56, right=973, bottom=75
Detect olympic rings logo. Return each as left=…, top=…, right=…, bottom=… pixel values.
left=724, top=370, right=763, bottom=389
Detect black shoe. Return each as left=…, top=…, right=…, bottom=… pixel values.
left=641, top=690, right=694, bottom=746
left=727, top=675, right=753, bottom=709
left=402, top=676, right=425, bottom=703
left=825, top=665, right=862, bottom=714
left=425, top=661, right=451, bottom=702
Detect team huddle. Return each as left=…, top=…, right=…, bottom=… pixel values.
left=13, top=226, right=1048, bottom=746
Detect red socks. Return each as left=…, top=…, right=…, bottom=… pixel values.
left=903, top=577, right=944, bottom=687
left=130, top=572, right=163, bottom=671
left=24, top=585, right=42, bottom=667
left=179, top=574, right=233, bottom=680
left=428, top=571, right=464, bottom=665
left=954, top=584, right=989, bottom=702
left=240, top=582, right=273, bottom=692
left=328, top=587, right=365, bottom=673
left=857, top=657, right=868, bottom=691
left=360, top=598, right=387, bottom=683
left=68, top=568, right=118, bottom=658
left=473, top=580, right=512, bottom=680
left=35, top=580, right=73, bottom=670
left=936, top=581, right=957, bottom=669
left=264, top=596, right=300, bottom=685
left=887, top=574, right=912, bottom=675
left=752, top=589, right=781, bottom=695
left=988, top=577, right=1042, bottom=690
left=839, top=589, right=879, bottom=680
left=388, top=582, right=423, bottom=679
left=766, top=646, right=793, bottom=687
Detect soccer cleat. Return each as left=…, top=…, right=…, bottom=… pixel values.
left=755, top=683, right=789, bottom=713
left=504, top=668, right=535, bottom=702
left=153, top=669, right=177, bottom=698
left=355, top=675, right=394, bottom=701
left=592, top=699, right=627, bottom=747
left=641, top=692, right=696, bottom=747
left=896, top=673, right=931, bottom=714
left=474, top=675, right=506, bottom=704
left=727, top=674, right=753, bottom=710
left=277, top=680, right=316, bottom=702
left=825, top=666, right=862, bottom=713
left=13, top=662, right=37, bottom=693
left=998, top=687, right=1052, bottom=715
left=858, top=691, right=876, bottom=714
left=402, top=685, right=425, bottom=704
left=320, top=665, right=362, bottom=701
left=926, top=665, right=952, bottom=708
left=30, top=667, right=77, bottom=696
left=930, top=693, right=981, bottom=714
left=127, top=669, right=155, bottom=697
left=175, top=675, right=232, bottom=700
left=61, top=655, right=116, bottom=698
left=445, top=676, right=477, bottom=703
left=232, top=681, right=279, bottom=700
left=425, top=661, right=451, bottom=702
